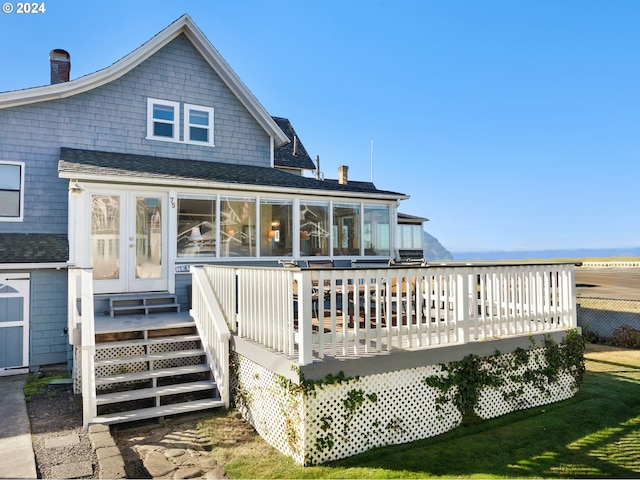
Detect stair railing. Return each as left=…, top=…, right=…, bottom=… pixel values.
left=190, top=266, right=231, bottom=408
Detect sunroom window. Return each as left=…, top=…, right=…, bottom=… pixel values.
left=185, top=104, right=214, bottom=146
left=147, top=98, right=179, bottom=142
left=300, top=201, right=330, bottom=256
left=260, top=199, right=293, bottom=257
left=177, top=197, right=217, bottom=257
left=333, top=203, right=361, bottom=256
left=220, top=197, right=256, bottom=257
left=364, top=205, right=390, bottom=256
left=0, top=162, right=24, bottom=221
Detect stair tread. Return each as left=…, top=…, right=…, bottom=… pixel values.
left=111, top=302, right=180, bottom=309
left=95, top=349, right=205, bottom=366
left=96, top=380, right=217, bottom=405
left=95, top=334, right=200, bottom=350
left=95, top=364, right=211, bottom=384
left=95, top=317, right=195, bottom=335
left=109, top=293, right=178, bottom=301
left=91, top=399, right=224, bottom=424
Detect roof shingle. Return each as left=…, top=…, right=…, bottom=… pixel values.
left=58, top=148, right=406, bottom=198
left=0, top=234, right=68, bottom=263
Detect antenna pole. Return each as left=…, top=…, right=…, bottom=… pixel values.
left=370, top=137, right=374, bottom=182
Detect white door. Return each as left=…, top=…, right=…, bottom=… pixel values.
left=91, top=191, right=168, bottom=294
left=0, top=274, right=29, bottom=376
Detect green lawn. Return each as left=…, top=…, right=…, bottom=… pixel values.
left=201, top=344, right=640, bottom=478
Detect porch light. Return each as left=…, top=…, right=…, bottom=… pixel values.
left=69, top=180, right=84, bottom=196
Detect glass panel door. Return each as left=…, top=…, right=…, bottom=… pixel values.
left=91, top=194, right=124, bottom=293
left=91, top=191, right=167, bottom=294
left=132, top=196, right=161, bottom=275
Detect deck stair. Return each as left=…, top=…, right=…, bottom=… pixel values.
left=109, top=293, right=181, bottom=317
left=90, top=313, right=224, bottom=424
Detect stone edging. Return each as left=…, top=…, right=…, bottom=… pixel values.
left=87, top=424, right=126, bottom=479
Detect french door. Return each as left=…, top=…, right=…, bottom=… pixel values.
left=91, top=190, right=168, bottom=294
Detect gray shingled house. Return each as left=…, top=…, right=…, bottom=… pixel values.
left=0, top=15, right=407, bottom=378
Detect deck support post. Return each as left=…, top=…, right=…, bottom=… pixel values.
left=294, top=271, right=314, bottom=365
left=78, top=267, right=96, bottom=429
left=456, top=269, right=470, bottom=343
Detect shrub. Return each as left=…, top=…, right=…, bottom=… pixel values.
left=612, top=324, right=640, bottom=349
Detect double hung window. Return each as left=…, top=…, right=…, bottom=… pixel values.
left=147, top=99, right=180, bottom=142
left=147, top=99, right=214, bottom=145
left=0, top=162, right=24, bottom=221
left=185, top=104, right=214, bottom=146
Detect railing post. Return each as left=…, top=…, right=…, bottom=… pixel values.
left=294, top=270, right=313, bottom=366
left=79, top=267, right=96, bottom=429
left=457, top=268, right=470, bottom=343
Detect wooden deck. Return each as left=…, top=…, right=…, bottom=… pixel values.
left=94, top=311, right=194, bottom=334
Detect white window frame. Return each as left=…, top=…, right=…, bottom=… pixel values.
left=147, top=98, right=180, bottom=143
left=184, top=104, right=215, bottom=146
left=0, top=161, right=25, bottom=222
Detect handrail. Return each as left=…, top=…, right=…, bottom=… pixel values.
left=198, top=263, right=576, bottom=366
left=190, top=266, right=231, bottom=408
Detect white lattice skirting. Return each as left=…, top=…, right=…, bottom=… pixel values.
left=234, top=346, right=579, bottom=465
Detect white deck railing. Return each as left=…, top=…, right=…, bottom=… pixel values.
left=68, top=267, right=97, bottom=428
left=190, top=266, right=231, bottom=408
left=193, top=263, right=577, bottom=366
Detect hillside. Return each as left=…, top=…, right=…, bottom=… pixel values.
left=423, top=231, right=454, bottom=262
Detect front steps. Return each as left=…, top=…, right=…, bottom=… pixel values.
left=109, top=293, right=181, bottom=317
left=90, top=313, right=224, bottom=425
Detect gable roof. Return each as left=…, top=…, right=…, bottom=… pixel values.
left=58, top=147, right=408, bottom=200
left=0, top=14, right=289, bottom=148
left=273, top=117, right=316, bottom=171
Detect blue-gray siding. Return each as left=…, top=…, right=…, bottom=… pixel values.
left=30, top=270, right=70, bottom=367
left=0, top=33, right=272, bottom=236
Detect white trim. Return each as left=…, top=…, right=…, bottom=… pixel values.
left=0, top=15, right=290, bottom=148
left=146, top=98, right=180, bottom=143
left=0, top=161, right=25, bottom=222
left=58, top=170, right=409, bottom=201
left=0, top=263, right=66, bottom=270
left=184, top=103, right=215, bottom=146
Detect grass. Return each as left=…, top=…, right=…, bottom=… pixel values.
left=23, top=371, right=68, bottom=401
left=198, top=344, right=640, bottom=478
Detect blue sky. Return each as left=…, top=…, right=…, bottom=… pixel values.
left=1, top=0, right=639, bottom=253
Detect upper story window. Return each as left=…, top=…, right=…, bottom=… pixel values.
left=147, top=99, right=215, bottom=146
left=147, top=99, right=180, bottom=142
left=0, top=162, right=24, bottom=221
left=185, top=104, right=214, bottom=146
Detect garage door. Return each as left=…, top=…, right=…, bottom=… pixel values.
left=0, top=274, right=29, bottom=376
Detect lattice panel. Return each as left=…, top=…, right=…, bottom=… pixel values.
left=305, top=364, right=460, bottom=465
left=476, top=348, right=578, bottom=419
left=235, top=345, right=581, bottom=466
left=233, top=353, right=306, bottom=464
left=153, top=340, right=198, bottom=352
left=95, top=344, right=145, bottom=360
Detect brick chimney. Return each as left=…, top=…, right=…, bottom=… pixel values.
left=50, top=49, right=70, bottom=84
left=338, top=165, right=349, bottom=185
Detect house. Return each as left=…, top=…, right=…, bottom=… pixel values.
left=0, top=15, right=581, bottom=466
left=0, top=15, right=409, bottom=377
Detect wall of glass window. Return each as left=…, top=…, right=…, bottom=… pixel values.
left=176, top=193, right=393, bottom=260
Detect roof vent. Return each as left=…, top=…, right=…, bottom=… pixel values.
left=50, top=49, right=70, bottom=84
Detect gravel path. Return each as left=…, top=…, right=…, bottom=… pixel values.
left=26, top=386, right=98, bottom=479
